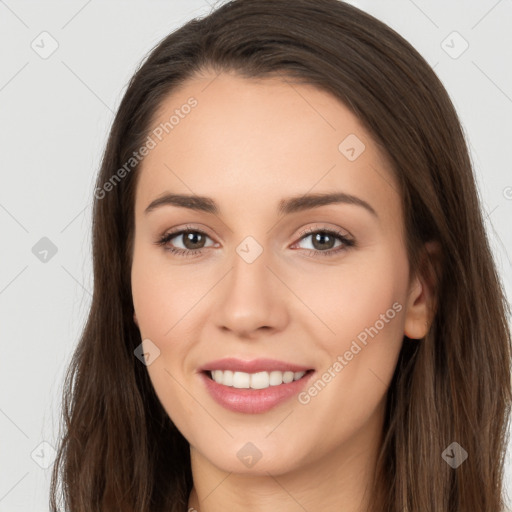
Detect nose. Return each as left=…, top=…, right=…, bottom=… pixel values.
left=213, top=247, right=290, bottom=339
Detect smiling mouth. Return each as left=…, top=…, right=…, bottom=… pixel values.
left=204, top=369, right=314, bottom=390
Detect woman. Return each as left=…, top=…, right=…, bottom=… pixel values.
left=50, top=0, right=512, bottom=511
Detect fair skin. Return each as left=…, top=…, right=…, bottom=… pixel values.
left=131, top=71, right=434, bottom=512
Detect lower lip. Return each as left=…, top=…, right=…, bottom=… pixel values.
left=200, top=371, right=315, bottom=414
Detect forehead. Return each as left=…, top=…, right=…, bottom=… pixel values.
left=134, top=71, right=400, bottom=224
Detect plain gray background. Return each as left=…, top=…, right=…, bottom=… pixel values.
left=0, top=0, right=511, bottom=510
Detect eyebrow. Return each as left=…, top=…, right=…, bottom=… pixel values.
left=144, top=192, right=378, bottom=218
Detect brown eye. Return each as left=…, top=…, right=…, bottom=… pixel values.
left=156, top=228, right=216, bottom=257
left=309, top=232, right=337, bottom=250
left=179, top=231, right=207, bottom=250
left=294, top=228, right=355, bottom=257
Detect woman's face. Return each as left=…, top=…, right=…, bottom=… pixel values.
left=131, top=71, right=429, bottom=476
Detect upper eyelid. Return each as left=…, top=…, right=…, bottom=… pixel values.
left=296, top=225, right=351, bottom=238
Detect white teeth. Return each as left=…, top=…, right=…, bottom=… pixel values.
left=209, top=369, right=307, bottom=389
left=283, top=371, right=294, bottom=384
left=250, top=371, right=269, bottom=389
left=269, top=371, right=283, bottom=386
left=232, top=371, right=250, bottom=388
left=222, top=370, right=233, bottom=386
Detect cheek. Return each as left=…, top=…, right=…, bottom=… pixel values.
left=289, top=249, right=407, bottom=347
left=131, top=248, right=198, bottom=427
left=292, top=249, right=407, bottom=415
left=131, top=245, right=204, bottom=340
left=131, top=245, right=210, bottom=413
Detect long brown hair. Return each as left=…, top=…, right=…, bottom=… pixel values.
left=50, top=1, right=512, bottom=510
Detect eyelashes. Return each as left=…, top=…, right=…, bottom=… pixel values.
left=155, top=225, right=355, bottom=258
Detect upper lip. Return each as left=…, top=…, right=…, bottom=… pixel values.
left=199, top=358, right=314, bottom=373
